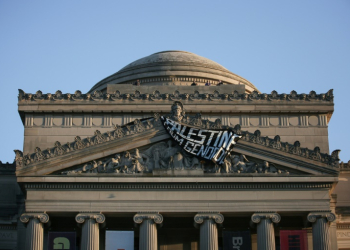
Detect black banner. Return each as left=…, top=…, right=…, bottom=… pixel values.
left=223, top=231, right=252, bottom=250
left=48, top=232, right=76, bottom=250
left=161, top=116, right=241, bottom=165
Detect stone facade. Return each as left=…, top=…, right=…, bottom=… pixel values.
left=1, top=51, right=349, bottom=250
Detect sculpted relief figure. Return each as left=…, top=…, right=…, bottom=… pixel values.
left=61, top=149, right=149, bottom=175
left=142, top=140, right=202, bottom=171
left=170, top=101, right=185, bottom=122
left=230, top=154, right=257, bottom=173
left=60, top=145, right=289, bottom=175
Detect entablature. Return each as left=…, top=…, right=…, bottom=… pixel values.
left=17, top=88, right=334, bottom=122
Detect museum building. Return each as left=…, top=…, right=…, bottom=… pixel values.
left=0, top=50, right=349, bottom=250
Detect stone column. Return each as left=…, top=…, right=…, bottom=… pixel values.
left=194, top=212, right=224, bottom=250
left=307, top=211, right=336, bottom=250
left=75, top=212, right=106, bottom=250
left=133, top=212, right=163, bottom=250
left=251, top=212, right=280, bottom=250
left=20, top=212, right=49, bottom=250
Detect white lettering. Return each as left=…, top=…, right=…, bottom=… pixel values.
left=194, top=129, right=207, bottom=144
left=232, top=237, right=243, bottom=249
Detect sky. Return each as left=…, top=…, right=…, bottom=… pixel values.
left=0, top=0, right=349, bottom=163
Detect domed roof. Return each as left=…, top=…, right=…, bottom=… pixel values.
left=89, top=50, right=259, bottom=93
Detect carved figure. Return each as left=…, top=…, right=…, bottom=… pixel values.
left=170, top=101, right=185, bottom=122
left=134, top=149, right=149, bottom=168
left=120, top=151, right=133, bottom=169
left=230, top=154, right=257, bottom=173
left=104, top=154, right=121, bottom=173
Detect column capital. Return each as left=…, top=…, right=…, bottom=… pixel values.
left=75, top=212, right=105, bottom=224
left=251, top=212, right=281, bottom=224
left=194, top=212, right=224, bottom=225
left=20, top=212, right=49, bottom=224
left=133, top=212, right=163, bottom=224
left=307, top=211, right=336, bottom=223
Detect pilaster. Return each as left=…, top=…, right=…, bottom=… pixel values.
left=75, top=212, right=105, bottom=250
left=194, top=212, right=224, bottom=250
left=133, top=212, right=163, bottom=250
left=251, top=212, right=280, bottom=250
left=307, top=211, right=336, bottom=250
left=20, top=212, right=49, bottom=250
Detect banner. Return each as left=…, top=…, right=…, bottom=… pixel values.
left=48, top=232, right=76, bottom=250
left=280, top=230, right=308, bottom=250
left=161, top=116, right=241, bottom=165
left=105, top=231, right=134, bottom=250
left=223, top=231, right=252, bottom=250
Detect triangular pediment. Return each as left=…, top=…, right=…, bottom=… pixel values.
left=15, top=113, right=340, bottom=177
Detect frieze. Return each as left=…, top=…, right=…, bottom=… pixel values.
left=23, top=182, right=333, bottom=190
left=18, top=89, right=334, bottom=103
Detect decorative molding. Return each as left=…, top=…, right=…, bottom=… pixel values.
left=307, top=211, right=336, bottom=223
left=23, top=182, right=334, bottom=190
left=18, top=89, right=334, bottom=103
left=251, top=212, right=281, bottom=224
left=194, top=212, right=224, bottom=224
left=75, top=213, right=105, bottom=224
left=20, top=212, right=49, bottom=224
left=14, top=114, right=162, bottom=169
left=133, top=212, right=163, bottom=224
left=241, top=130, right=340, bottom=167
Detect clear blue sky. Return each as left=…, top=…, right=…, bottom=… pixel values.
left=0, top=0, right=349, bottom=163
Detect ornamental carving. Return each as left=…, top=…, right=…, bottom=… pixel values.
left=251, top=212, right=281, bottom=224
left=242, top=130, right=340, bottom=167
left=133, top=213, right=163, bottom=224
left=75, top=213, right=105, bottom=224
left=307, top=211, right=336, bottom=223
left=20, top=212, right=49, bottom=224
left=194, top=213, right=224, bottom=224
left=60, top=144, right=289, bottom=175
left=18, top=89, right=334, bottom=102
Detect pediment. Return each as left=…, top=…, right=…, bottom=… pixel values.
left=14, top=103, right=340, bottom=177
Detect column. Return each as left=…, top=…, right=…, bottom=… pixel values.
left=133, top=212, right=163, bottom=250
left=194, top=212, right=224, bottom=250
left=75, top=212, right=106, bottom=250
left=307, top=211, right=336, bottom=250
left=20, top=212, right=49, bottom=250
left=251, top=212, right=280, bottom=250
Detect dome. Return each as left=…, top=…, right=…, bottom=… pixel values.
left=89, top=50, right=259, bottom=93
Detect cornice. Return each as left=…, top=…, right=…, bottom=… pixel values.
left=23, top=182, right=334, bottom=190
left=238, top=130, right=340, bottom=173
left=17, top=89, right=334, bottom=105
